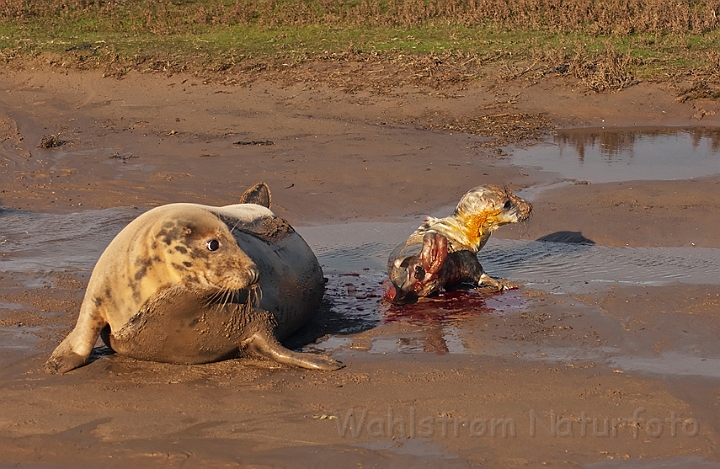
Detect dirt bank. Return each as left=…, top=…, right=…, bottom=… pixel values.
left=0, top=68, right=719, bottom=468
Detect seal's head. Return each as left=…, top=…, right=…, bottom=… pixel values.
left=140, top=206, right=259, bottom=295
left=453, top=184, right=532, bottom=240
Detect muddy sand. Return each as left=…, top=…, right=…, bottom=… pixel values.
left=1, top=68, right=719, bottom=468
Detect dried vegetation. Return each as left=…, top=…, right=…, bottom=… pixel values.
left=3, top=0, right=718, bottom=34
left=1, top=1, right=718, bottom=93
left=428, top=112, right=555, bottom=148
left=1, top=1, right=718, bottom=143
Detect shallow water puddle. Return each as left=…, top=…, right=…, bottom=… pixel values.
left=482, top=239, right=720, bottom=293
left=0, top=206, right=138, bottom=272
left=508, top=127, right=720, bottom=183
left=298, top=222, right=720, bottom=296
left=607, top=353, right=720, bottom=378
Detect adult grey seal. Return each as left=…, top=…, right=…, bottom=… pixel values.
left=386, top=185, right=532, bottom=304
left=45, top=182, right=341, bottom=373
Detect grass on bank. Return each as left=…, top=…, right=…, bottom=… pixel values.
left=0, top=0, right=719, bottom=94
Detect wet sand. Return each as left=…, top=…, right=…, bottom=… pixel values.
left=1, top=68, right=719, bottom=468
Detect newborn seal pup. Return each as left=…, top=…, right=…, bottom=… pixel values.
left=45, top=182, right=341, bottom=373
left=386, top=185, right=532, bottom=304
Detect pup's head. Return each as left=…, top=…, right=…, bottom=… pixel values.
left=454, top=184, right=532, bottom=230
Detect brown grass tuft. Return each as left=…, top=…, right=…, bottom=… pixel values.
left=427, top=112, right=555, bottom=147
left=2, top=0, right=719, bottom=34
left=567, top=43, right=638, bottom=92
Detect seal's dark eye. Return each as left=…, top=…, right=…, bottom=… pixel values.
left=503, top=200, right=512, bottom=209
left=206, top=239, right=220, bottom=251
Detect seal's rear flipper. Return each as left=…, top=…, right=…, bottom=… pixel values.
left=239, top=182, right=271, bottom=208
left=245, top=331, right=344, bottom=371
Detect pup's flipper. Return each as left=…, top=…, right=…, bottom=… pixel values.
left=477, top=273, right=519, bottom=291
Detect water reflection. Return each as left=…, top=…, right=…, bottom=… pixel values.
left=378, top=289, right=527, bottom=355
left=382, top=288, right=526, bottom=324
left=555, top=127, right=720, bottom=161
left=510, top=127, right=720, bottom=182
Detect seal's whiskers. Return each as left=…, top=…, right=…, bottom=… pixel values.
left=202, top=289, right=225, bottom=309
left=244, top=283, right=261, bottom=314
left=221, top=289, right=234, bottom=309
left=519, top=216, right=532, bottom=239
left=225, top=214, right=244, bottom=236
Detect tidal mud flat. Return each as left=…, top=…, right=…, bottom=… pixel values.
left=0, top=69, right=719, bottom=468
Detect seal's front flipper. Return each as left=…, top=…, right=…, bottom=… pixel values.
left=45, top=311, right=107, bottom=374
left=477, top=273, right=519, bottom=291
left=245, top=331, right=344, bottom=371
left=44, top=343, right=88, bottom=374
